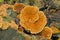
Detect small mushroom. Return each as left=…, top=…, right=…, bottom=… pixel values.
left=0, top=16, right=3, bottom=28
left=9, top=20, right=18, bottom=30
left=20, top=6, right=47, bottom=34
left=0, top=10, right=7, bottom=17
left=13, top=3, right=25, bottom=13
left=18, top=27, right=24, bottom=32
left=2, top=21, right=9, bottom=30
left=0, top=4, right=12, bottom=17
left=50, top=25, right=60, bottom=34
left=41, top=27, right=52, bottom=39
left=17, top=14, right=20, bottom=19
left=0, top=4, right=12, bottom=9
left=0, top=7, right=7, bottom=17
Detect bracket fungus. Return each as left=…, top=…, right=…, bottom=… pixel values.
left=9, top=20, right=18, bottom=30
left=41, top=27, right=52, bottom=39
left=0, top=16, right=9, bottom=30
left=0, top=4, right=13, bottom=17
left=0, top=16, right=3, bottom=28
left=0, top=7, right=7, bottom=17
left=50, top=26, right=60, bottom=34
left=0, top=4, right=12, bottom=9
left=20, top=6, right=47, bottom=34
left=2, top=21, right=9, bottom=30
left=13, top=3, right=25, bottom=13
left=20, top=6, right=39, bottom=23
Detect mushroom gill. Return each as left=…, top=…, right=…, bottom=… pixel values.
left=20, top=6, right=47, bottom=34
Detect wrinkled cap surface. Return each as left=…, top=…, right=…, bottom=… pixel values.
left=50, top=26, right=60, bottom=34
left=41, top=27, right=52, bottom=39
left=13, top=3, right=25, bottom=13
left=20, top=6, right=47, bottom=34
left=20, top=6, right=40, bottom=23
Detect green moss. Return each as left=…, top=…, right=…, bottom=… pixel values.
left=0, top=28, right=25, bottom=40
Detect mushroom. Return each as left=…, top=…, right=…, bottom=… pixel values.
left=0, top=16, right=3, bottom=28
left=0, top=4, right=13, bottom=9
left=41, top=27, right=52, bottom=39
left=2, top=21, right=9, bottom=30
left=0, top=7, right=7, bottom=17
left=0, top=4, right=13, bottom=17
left=9, top=20, right=18, bottom=30
left=50, top=25, right=60, bottom=34
left=20, top=6, right=47, bottom=34
left=18, top=27, right=24, bottom=32
left=0, top=10, right=7, bottom=17
left=13, top=3, right=25, bottom=13
left=20, top=6, right=39, bottom=23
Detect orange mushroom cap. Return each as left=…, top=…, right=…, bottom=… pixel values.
left=20, top=6, right=39, bottom=23
left=9, top=20, right=18, bottom=30
left=2, top=21, right=9, bottom=30
left=0, top=16, right=3, bottom=28
left=13, top=3, right=25, bottom=13
left=20, top=6, right=47, bottom=34
left=0, top=4, right=12, bottom=9
left=0, top=10, right=7, bottom=17
left=41, top=27, right=52, bottom=39
left=50, top=26, right=60, bottom=34
left=0, top=4, right=13, bottom=17
left=0, top=7, right=7, bottom=17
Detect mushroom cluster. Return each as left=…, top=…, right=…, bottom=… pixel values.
left=20, top=6, right=47, bottom=34
left=0, top=4, right=18, bottom=30
left=0, top=4, right=13, bottom=17
left=0, top=3, right=54, bottom=39
left=0, top=16, right=9, bottom=30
